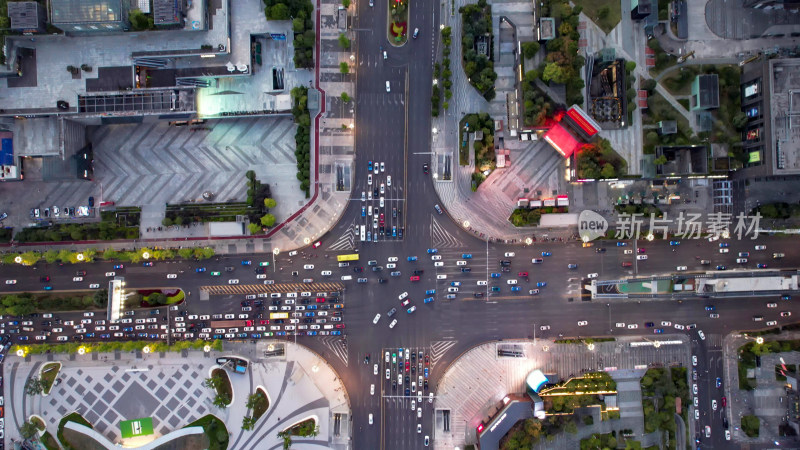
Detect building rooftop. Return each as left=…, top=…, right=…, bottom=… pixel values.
left=50, top=0, right=124, bottom=24
left=7, top=2, right=41, bottom=30
left=693, top=74, right=720, bottom=110
left=154, top=0, right=182, bottom=25
left=770, top=58, right=800, bottom=173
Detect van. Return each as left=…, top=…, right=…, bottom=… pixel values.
left=341, top=275, right=353, bottom=281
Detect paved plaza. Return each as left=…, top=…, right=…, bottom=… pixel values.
left=4, top=342, right=350, bottom=449
left=433, top=336, right=691, bottom=449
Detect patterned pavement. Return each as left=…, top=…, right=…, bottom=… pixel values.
left=200, top=281, right=345, bottom=296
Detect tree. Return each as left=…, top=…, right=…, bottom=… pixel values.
left=267, top=3, right=291, bottom=20
left=242, top=416, right=256, bottom=431
left=732, top=111, right=748, bottom=129
left=542, top=62, right=569, bottom=84
left=93, top=289, right=108, bottom=308
left=342, top=0, right=351, bottom=7
left=522, top=41, right=540, bottom=59
left=146, top=292, right=167, bottom=305
left=338, top=33, right=351, bottom=49
left=625, top=61, right=637, bottom=73
left=212, top=393, right=230, bottom=408
left=653, top=155, right=668, bottom=165
left=25, top=377, right=44, bottom=396
left=261, top=214, right=276, bottom=227
left=19, top=421, right=39, bottom=440
left=178, top=248, right=194, bottom=259
left=564, top=419, right=578, bottom=434
left=339, top=62, right=349, bottom=74
left=162, top=217, right=173, bottom=227
left=641, top=78, right=657, bottom=92
left=340, top=92, right=351, bottom=103
left=129, top=9, right=153, bottom=31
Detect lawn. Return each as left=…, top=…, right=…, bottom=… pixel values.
left=57, top=412, right=93, bottom=450
left=211, top=368, right=233, bottom=406
left=41, top=362, right=62, bottom=395
left=41, top=431, right=60, bottom=450
left=185, top=414, right=228, bottom=450
left=570, top=0, right=620, bottom=34
left=252, top=388, right=270, bottom=421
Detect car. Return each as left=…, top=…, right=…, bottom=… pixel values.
left=624, top=249, right=633, bottom=255
left=767, top=320, right=778, bottom=326
left=709, top=313, right=719, bottom=319
left=166, top=274, right=177, bottom=279
left=669, top=240, right=680, bottom=246
left=373, top=313, right=381, bottom=324
left=621, top=262, right=632, bottom=268
left=507, top=279, right=517, bottom=285
left=637, top=248, right=646, bottom=254
left=720, top=248, right=729, bottom=253
left=389, top=319, right=397, bottom=328
left=755, top=245, right=767, bottom=250
left=424, top=435, right=430, bottom=446
left=616, top=322, right=626, bottom=328
left=693, top=384, right=698, bottom=395
left=637, top=255, right=648, bottom=260
left=407, top=306, right=416, bottom=314
left=410, top=275, right=420, bottom=282
left=757, top=263, right=768, bottom=268
left=385, top=81, right=391, bottom=92
left=423, top=163, right=429, bottom=174
left=536, top=282, right=547, bottom=287
left=413, top=27, right=419, bottom=38
left=627, top=324, right=638, bottom=329
left=725, top=430, right=731, bottom=441
left=694, top=409, right=699, bottom=420
left=716, top=265, right=727, bottom=270
left=529, top=289, right=540, bottom=295
left=567, top=264, right=577, bottom=269
left=113, top=264, right=124, bottom=269
left=645, top=322, right=654, bottom=327
left=228, top=279, right=239, bottom=284
left=387, top=176, right=392, bottom=186
left=719, top=242, right=729, bottom=248
left=434, top=204, right=443, bottom=215
left=490, top=273, right=500, bottom=278
left=705, top=425, right=711, bottom=438
left=105, top=272, right=115, bottom=277
left=578, top=320, right=588, bottom=326
left=736, top=258, right=748, bottom=263
left=782, top=311, right=792, bottom=317
left=661, top=321, right=672, bottom=327
left=712, top=400, right=717, bottom=411
left=4, top=280, right=15, bottom=285
left=721, top=396, right=726, bottom=407
left=676, top=266, right=687, bottom=271
left=542, top=252, right=551, bottom=257
left=783, top=295, right=792, bottom=300
left=692, top=355, right=698, bottom=366
left=587, top=273, right=598, bottom=279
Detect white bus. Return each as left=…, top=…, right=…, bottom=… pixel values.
left=360, top=225, right=366, bottom=242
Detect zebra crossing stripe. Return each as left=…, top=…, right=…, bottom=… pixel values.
left=428, top=340, right=457, bottom=370
left=430, top=217, right=462, bottom=248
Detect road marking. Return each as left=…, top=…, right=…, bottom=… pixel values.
left=320, top=335, right=348, bottom=367
left=428, top=340, right=457, bottom=370
left=199, top=282, right=345, bottom=295
left=430, top=216, right=463, bottom=248
left=328, top=219, right=358, bottom=251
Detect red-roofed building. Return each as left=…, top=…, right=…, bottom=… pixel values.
left=564, top=105, right=601, bottom=139
left=542, top=123, right=581, bottom=158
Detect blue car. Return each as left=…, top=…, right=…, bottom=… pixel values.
left=238, top=333, right=248, bottom=338
left=427, top=248, right=438, bottom=254
left=100, top=334, right=110, bottom=339
left=113, top=264, right=124, bottom=269
left=716, top=265, right=727, bottom=270
left=251, top=333, right=262, bottom=339
left=424, top=367, right=429, bottom=378
left=424, top=297, right=434, bottom=303
left=408, top=256, right=418, bottom=262
left=536, top=282, right=547, bottom=287
left=490, top=273, right=501, bottom=278
left=86, top=333, right=96, bottom=338
left=331, top=330, right=342, bottom=335
left=308, top=305, right=318, bottom=310
left=44, top=286, right=53, bottom=290
left=541, top=252, right=552, bottom=257
left=138, top=333, right=148, bottom=338
left=149, top=334, right=158, bottom=339
left=307, top=331, right=318, bottom=336
left=368, top=161, right=373, bottom=172
left=18, top=336, right=28, bottom=341
left=399, top=228, right=403, bottom=238
left=123, top=327, right=133, bottom=332
left=716, top=377, right=722, bottom=388
left=616, top=242, right=627, bottom=247
left=450, top=282, right=461, bottom=286
left=143, top=262, right=154, bottom=267
left=491, top=286, right=501, bottom=292
left=705, top=305, right=715, bottom=311
left=510, top=286, right=520, bottom=292
left=757, top=263, right=768, bottom=268
left=9, top=321, right=18, bottom=326
left=277, top=331, right=287, bottom=336
left=213, top=334, right=224, bottom=339
left=304, top=312, right=315, bottom=317
left=196, top=267, right=206, bottom=273
left=654, top=328, right=664, bottom=334
left=461, top=267, right=471, bottom=272
left=242, top=260, right=252, bottom=265
left=669, top=241, right=680, bottom=246
left=361, top=206, right=366, bottom=217
left=425, top=289, right=436, bottom=295
left=462, top=253, right=473, bottom=259
left=719, top=242, right=729, bottom=248
left=392, top=226, right=397, bottom=237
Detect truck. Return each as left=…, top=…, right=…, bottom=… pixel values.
left=210, top=320, right=251, bottom=329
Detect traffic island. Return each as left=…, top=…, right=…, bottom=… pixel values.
left=205, top=368, right=233, bottom=408
left=387, top=0, right=409, bottom=46
left=40, top=362, right=62, bottom=395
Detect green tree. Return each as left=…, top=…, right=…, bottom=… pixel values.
left=342, top=0, right=351, bottom=7
left=43, top=250, right=59, bottom=264
left=162, top=217, right=173, bottom=227
left=340, top=92, right=351, bottom=103
left=129, top=9, right=153, bottom=31
left=178, top=248, right=194, bottom=259
left=339, top=62, right=349, bottom=73
left=267, top=3, right=291, bottom=20
left=522, top=41, right=540, bottom=59
left=261, top=214, right=276, bottom=227
left=732, top=111, right=749, bottom=129
left=246, top=393, right=260, bottom=410
left=212, top=393, right=231, bottom=409
left=19, top=421, right=39, bottom=440
left=25, top=377, right=44, bottom=396
left=600, top=163, right=616, bottom=178
left=146, top=293, right=167, bottom=305
left=625, top=60, right=637, bottom=72
left=338, top=33, right=351, bottom=49
left=248, top=223, right=262, bottom=234
left=93, top=289, right=108, bottom=308
left=653, top=155, right=668, bottom=165
left=542, top=62, right=569, bottom=84
left=292, top=17, right=304, bottom=33
left=242, top=416, right=256, bottom=431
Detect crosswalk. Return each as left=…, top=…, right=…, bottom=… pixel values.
left=428, top=340, right=458, bottom=370
left=320, top=335, right=349, bottom=367
left=430, top=216, right=463, bottom=249
left=328, top=220, right=358, bottom=251
left=200, top=282, right=345, bottom=296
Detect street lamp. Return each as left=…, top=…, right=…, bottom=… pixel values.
left=433, top=78, right=439, bottom=86
left=525, top=237, right=533, bottom=245
left=586, top=343, right=595, bottom=351
left=440, top=24, right=445, bottom=30
left=143, top=345, right=151, bottom=354
left=272, top=248, right=280, bottom=273
left=14, top=256, right=21, bottom=264
left=76, top=253, right=85, bottom=261
left=303, top=238, right=311, bottom=245
left=204, top=345, right=211, bottom=353
left=646, top=233, right=655, bottom=241
left=142, top=251, right=150, bottom=260
left=16, top=348, right=26, bottom=357
left=463, top=220, right=470, bottom=228
left=77, top=347, right=86, bottom=355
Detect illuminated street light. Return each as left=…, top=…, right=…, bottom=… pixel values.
left=273, top=248, right=280, bottom=256
left=433, top=78, right=438, bottom=86
left=76, top=253, right=85, bottom=261
left=77, top=347, right=86, bottom=355
left=432, top=127, right=438, bottom=134
left=303, top=238, right=311, bottom=245
left=722, top=231, right=730, bottom=239
left=525, top=237, right=533, bottom=245
left=463, top=220, right=470, bottom=228
left=14, top=256, right=21, bottom=264
left=586, top=343, right=595, bottom=351
left=142, top=251, right=150, bottom=260
left=349, top=123, right=354, bottom=129
left=143, top=345, right=151, bottom=354
left=756, top=337, right=764, bottom=344
left=440, top=24, right=445, bottom=30
left=582, top=235, right=589, bottom=243
left=312, top=365, right=320, bottom=373
left=16, top=348, right=25, bottom=357
left=204, top=345, right=211, bottom=353
left=646, top=234, right=655, bottom=241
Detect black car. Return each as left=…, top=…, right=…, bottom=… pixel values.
left=301, top=298, right=310, bottom=304
left=423, top=163, right=429, bottom=174
left=392, top=380, right=397, bottom=390
left=645, top=322, right=654, bottom=327
left=405, top=388, right=410, bottom=395
left=378, top=278, right=387, bottom=284
left=353, top=267, right=364, bottom=273
left=461, top=267, right=471, bottom=273
left=500, top=260, right=511, bottom=266
left=241, top=301, right=251, bottom=307
left=413, top=269, right=424, bottom=275
left=272, top=300, right=281, bottom=306
left=88, top=196, right=95, bottom=207
left=40, top=276, right=50, bottom=282
left=224, top=266, right=235, bottom=272
left=255, top=267, right=266, bottom=274
left=387, top=307, right=397, bottom=317
left=373, top=188, right=379, bottom=198
left=595, top=248, right=606, bottom=253
left=424, top=380, right=428, bottom=390
left=372, top=266, right=382, bottom=272
left=474, top=292, right=484, bottom=298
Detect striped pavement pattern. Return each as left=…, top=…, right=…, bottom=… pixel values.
left=200, top=282, right=345, bottom=296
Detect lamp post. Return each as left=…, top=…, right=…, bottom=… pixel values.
left=272, top=248, right=280, bottom=273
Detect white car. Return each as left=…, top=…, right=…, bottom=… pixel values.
left=766, top=320, right=778, bottom=326
left=166, top=274, right=177, bottom=279
left=755, top=245, right=767, bottom=250
left=712, top=400, right=717, bottom=411
left=767, top=302, right=778, bottom=308
left=388, top=257, right=398, bottom=262
left=692, top=355, right=698, bottom=366
left=373, top=313, right=381, bottom=324
left=725, top=430, right=731, bottom=441
left=615, top=322, right=626, bottom=328
left=228, top=279, right=239, bottom=284
left=380, top=162, right=385, bottom=172
left=4, top=280, right=16, bottom=285
left=698, top=330, right=706, bottom=340
left=367, top=174, right=373, bottom=185
left=627, top=324, right=638, bottom=329
left=373, top=364, right=378, bottom=375
left=436, top=274, right=447, bottom=280
left=434, top=261, right=443, bottom=267
left=371, top=384, right=375, bottom=395
left=587, top=273, right=598, bottom=279
left=507, top=279, right=517, bottom=285
left=387, top=175, right=392, bottom=186
left=694, top=409, right=700, bottom=420
left=361, top=191, right=366, bottom=201
left=380, top=183, right=385, bottom=194
left=304, top=264, right=314, bottom=270
left=661, top=321, right=672, bottom=327
left=399, top=291, right=408, bottom=300
left=89, top=283, right=100, bottom=289
left=105, top=272, right=115, bottom=277
left=674, top=324, right=685, bottom=330
left=389, top=319, right=397, bottom=329
left=380, top=197, right=384, bottom=208
left=693, top=384, right=698, bottom=394
left=456, top=260, right=467, bottom=266
left=719, top=248, right=729, bottom=253
left=578, top=321, right=588, bottom=326
left=540, top=325, right=550, bottom=330
left=676, top=266, right=687, bottom=271
left=431, top=255, right=441, bottom=261
left=256, top=274, right=267, bottom=279
left=369, top=413, right=374, bottom=425
left=477, top=280, right=487, bottom=286
left=637, top=255, right=648, bottom=260
left=504, top=252, right=515, bottom=257
left=84, top=312, right=94, bottom=317
left=72, top=277, right=83, bottom=282
left=624, top=249, right=633, bottom=254
left=736, top=258, right=748, bottom=263
left=386, top=81, right=391, bottom=92
left=321, top=270, right=332, bottom=276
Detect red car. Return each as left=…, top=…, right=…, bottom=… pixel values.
left=246, top=320, right=253, bottom=326
left=401, top=299, right=410, bottom=306
left=335, top=324, right=346, bottom=329
left=316, top=297, right=326, bottom=303
left=405, top=361, right=410, bottom=372
left=637, top=248, right=646, bottom=254
left=313, top=240, right=322, bottom=248
left=721, top=397, right=726, bottom=407
left=621, top=262, right=632, bottom=267
left=410, top=276, right=420, bottom=282
left=518, top=272, right=529, bottom=277
left=259, top=319, right=269, bottom=325
left=379, top=213, right=385, bottom=225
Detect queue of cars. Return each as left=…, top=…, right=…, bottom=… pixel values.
left=361, top=161, right=402, bottom=242
left=379, top=347, right=432, bottom=440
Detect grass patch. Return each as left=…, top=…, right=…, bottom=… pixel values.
left=13, top=339, right=223, bottom=356
left=41, top=362, right=62, bottom=395
left=742, top=415, right=760, bottom=437
left=460, top=0, right=497, bottom=100
left=509, top=206, right=569, bottom=227
left=677, top=98, right=690, bottom=110
left=41, top=431, right=60, bottom=450
left=0, top=292, right=108, bottom=317
left=570, top=0, right=620, bottom=34
left=211, top=368, right=233, bottom=406
left=252, top=388, right=270, bottom=421
left=288, top=418, right=318, bottom=436
left=57, top=412, right=93, bottom=450
left=185, top=414, right=229, bottom=450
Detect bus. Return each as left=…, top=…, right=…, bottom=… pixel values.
left=337, top=254, right=360, bottom=262
left=269, top=312, right=289, bottom=320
